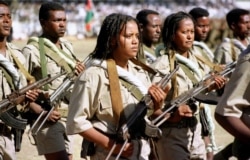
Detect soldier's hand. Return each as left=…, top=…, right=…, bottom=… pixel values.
left=74, top=61, right=85, bottom=76
left=148, top=84, right=170, bottom=111
left=47, top=110, right=61, bottom=122
left=112, top=141, right=133, bottom=158
left=168, top=104, right=193, bottom=123
left=25, top=89, right=41, bottom=102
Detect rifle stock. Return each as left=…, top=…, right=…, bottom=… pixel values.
left=105, top=65, right=179, bottom=160
left=146, top=61, right=237, bottom=138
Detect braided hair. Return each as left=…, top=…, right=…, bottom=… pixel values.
left=162, top=11, right=194, bottom=51
left=91, top=13, right=142, bottom=60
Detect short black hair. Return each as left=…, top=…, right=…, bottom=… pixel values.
left=189, top=7, right=209, bottom=20
left=136, top=9, right=159, bottom=26
left=39, top=2, right=65, bottom=21
left=226, top=8, right=250, bottom=29
left=0, top=0, right=9, bottom=6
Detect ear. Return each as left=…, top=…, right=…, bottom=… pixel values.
left=139, top=23, right=144, bottom=32
left=230, top=22, right=236, bottom=30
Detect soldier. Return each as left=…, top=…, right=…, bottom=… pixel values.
left=189, top=7, right=223, bottom=159
left=0, top=1, right=38, bottom=159
left=215, top=45, right=250, bottom=159
left=214, top=8, right=250, bottom=64
left=150, top=11, right=226, bottom=160
left=22, top=2, right=84, bottom=160
left=136, top=9, right=162, bottom=64
left=66, top=13, right=168, bottom=160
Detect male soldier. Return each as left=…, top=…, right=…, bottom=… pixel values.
left=189, top=8, right=223, bottom=159
left=0, top=1, right=38, bottom=159
left=22, top=2, right=84, bottom=160
left=136, top=9, right=162, bottom=64
left=214, top=8, right=250, bottom=64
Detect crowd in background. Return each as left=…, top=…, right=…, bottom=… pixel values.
left=9, top=1, right=247, bottom=49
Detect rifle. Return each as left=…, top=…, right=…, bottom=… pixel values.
left=145, top=61, right=237, bottom=138
left=0, top=72, right=65, bottom=151
left=105, top=65, right=179, bottom=160
left=29, top=55, right=93, bottom=136
left=0, top=72, right=65, bottom=114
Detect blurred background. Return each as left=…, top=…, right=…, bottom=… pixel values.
left=7, top=0, right=250, bottom=49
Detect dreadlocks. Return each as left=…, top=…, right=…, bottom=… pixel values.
left=91, top=13, right=142, bottom=60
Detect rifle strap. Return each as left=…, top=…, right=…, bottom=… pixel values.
left=6, top=43, right=36, bottom=84
left=106, top=59, right=124, bottom=128
left=169, top=50, right=178, bottom=99
left=179, top=63, right=199, bottom=84
left=194, top=54, right=223, bottom=72
left=0, top=66, right=15, bottom=91
left=30, top=37, right=74, bottom=74
left=230, top=39, right=237, bottom=61
left=39, top=38, right=49, bottom=91
left=120, top=79, right=144, bottom=101
left=130, top=58, right=157, bottom=75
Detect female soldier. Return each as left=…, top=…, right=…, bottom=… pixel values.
left=66, top=13, right=168, bottom=160
left=150, top=11, right=226, bottom=160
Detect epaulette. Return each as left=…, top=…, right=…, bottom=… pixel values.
left=239, top=44, right=250, bottom=57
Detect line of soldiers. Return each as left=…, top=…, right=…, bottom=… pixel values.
left=0, top=1, right=250, bottom=160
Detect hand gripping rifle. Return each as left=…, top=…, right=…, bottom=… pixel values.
left=105, top=65, right=180, bottom=160
left=0, top=72, right=65, bottom=151
left=145, top=61, right=237, bottom=138
left=29, top=56, right=93, bottom=136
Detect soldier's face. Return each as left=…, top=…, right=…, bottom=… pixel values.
left=233, top=14, right=250, bottom=38
left=112, top=20, right=139, bottom=61
left=195, top=16, right=210, bottom=41
left=0, top=4, right=12, bottom=38
left=173, top=18, right=194, bottom=52
left=142, top=14, right=162, bottom=43
left=42, top=10, right=67, bottom=38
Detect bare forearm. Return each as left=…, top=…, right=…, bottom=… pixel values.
left=79, top=128, right=113, bottom=149
left=215, top=113, right=250, bottom=143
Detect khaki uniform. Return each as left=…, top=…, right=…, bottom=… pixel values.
left=67, top=60, right=152, bottom=160
left=150, top=50, right=206, bottom=160
left=216, top=50, right=250, bottom=159
left=0, top=43, right=28, bottom=160
left=214, top=37, right=250, bottom=64
left=22, top=37, right=75, bottom=155
left=143, top=44, right=157, bottom=64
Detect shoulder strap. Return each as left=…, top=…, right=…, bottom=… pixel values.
left=179, top=63, right=199, bottom=84
left=119, top=79, right=144, bottom=101
left=7, top=43, right=36, bottom=84
left=0, top=66, right=15, bottom=90
left=39, top=38, right=49, bottom=91
left=230, top=40, right=237, bottom=61
left=130, top=58, right=157, bottom=75
left=194, top=54, right=223, bottom=72
left=106, top=59, right=124, bottom=129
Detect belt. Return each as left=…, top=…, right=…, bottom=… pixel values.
left=161, top=116, right=198, bottom=129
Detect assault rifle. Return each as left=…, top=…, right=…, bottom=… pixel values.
left=0, top=72, right=65, bottom=151
left=145, top=61, right=237, bottom=138
left=105, top=65, right=179, bottom=160
left=29, top=56, right=93, bottom=136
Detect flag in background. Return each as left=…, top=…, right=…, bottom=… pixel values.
left=85, top=0, right=94, bottom=32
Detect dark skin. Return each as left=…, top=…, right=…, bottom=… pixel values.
left=0, top=4, right=39, bottom=103
left=30, top=9, right=85, bottom=160
left=215, top=113, right=250, bottom=143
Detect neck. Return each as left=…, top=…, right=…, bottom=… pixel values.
left=176, top=49, right=189, bottom=58
left=112, top=58, right=128, bottom=70
left=234, top=34, right=249, bottom=46
left=41, top=34, right=60, bottom=47
left=143, top=39, right=154, bottom=50
left=0, top=37, right=7, bottom=56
